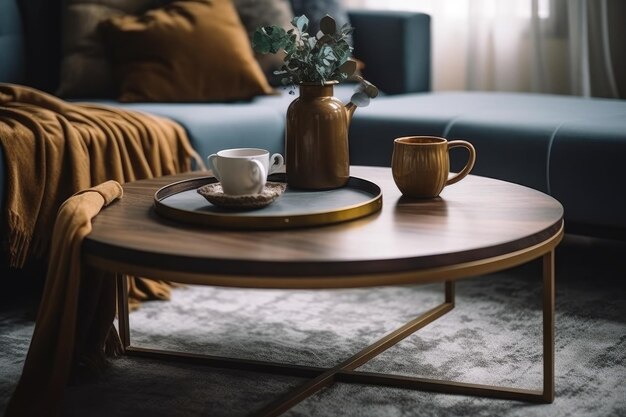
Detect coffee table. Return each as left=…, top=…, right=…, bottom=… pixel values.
left=82, top=166, right=564, bottom=416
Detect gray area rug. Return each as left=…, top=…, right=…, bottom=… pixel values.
left=1, top=235, right=625, bottom=416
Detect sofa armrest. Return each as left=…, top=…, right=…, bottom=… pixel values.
left=348, top=10, right=431, bottom=95
left=0, top=144, right=5, bottom=217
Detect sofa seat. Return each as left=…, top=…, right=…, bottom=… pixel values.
left=94, top=85, right=360, bottom=161
left=104, top=101, right=285, bottom=162
left=348, top=91, right=626, bottom=232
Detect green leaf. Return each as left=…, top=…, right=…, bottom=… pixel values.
left=251, top=31, right=272, bottom=54
left=332, top=40, right=351, bottom=65
left=252, top=25, right=291, bottom=54
left=316, top=34, right=333, bottom=45
left=339, top=59, right=357, bottom=77
left=319, top=45, right=335, bottom=60
left=340, top=22, right=355, bottom=35
left=293, top=15, right=309, bottom=34
left=320, top=15, right=336, bottom=35
left=284, top=34, right=298, bottom=54
left=316, top=64, right=329, bottom=79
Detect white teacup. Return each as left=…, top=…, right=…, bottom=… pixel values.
left=207, top=148, right=284, bottom=195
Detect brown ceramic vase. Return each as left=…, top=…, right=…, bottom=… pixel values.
left=285, top=82, right=351, bottom=189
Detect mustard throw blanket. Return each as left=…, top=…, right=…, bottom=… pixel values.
left=0, top=83, right=204, bottom=304
left=4, top=180, right=124, bottom=417
left=0, top=83, right=202, bottom=269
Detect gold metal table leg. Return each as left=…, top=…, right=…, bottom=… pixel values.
left=117, top=256, right=556, bottom=416
left=116, top=274, right=130, bottom=350
left=543, top=250, right=555, bottom=403
left=252, top=255, right=555, bottom=414
left=325, top=253, right=556, bottom=405
left=254, top=285, right=455, bottom=417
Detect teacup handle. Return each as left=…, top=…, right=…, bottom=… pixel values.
left=268, top=153, right=285, bottom=175
left=248, top=159, right=267, bottom=194
left=446, top=140, right=476, bottom=186
left=207, top=153, right=221, bottom=181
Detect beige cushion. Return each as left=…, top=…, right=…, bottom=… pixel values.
left=99, top=0, right=274, bottom=102
left=57, top=0, right=161, bottom=98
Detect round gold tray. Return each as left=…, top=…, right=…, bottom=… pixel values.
left=153, top=173, right=382, bottom=229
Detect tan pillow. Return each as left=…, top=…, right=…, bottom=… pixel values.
left=99, top=0, right=274, bottom=102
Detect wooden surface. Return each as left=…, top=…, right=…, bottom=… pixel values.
left=83, top=166, right=564, bottom=287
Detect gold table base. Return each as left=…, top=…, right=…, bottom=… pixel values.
left=116, top=251, right=555, bottom=417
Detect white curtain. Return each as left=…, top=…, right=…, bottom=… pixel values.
left=346, top=0, right=624, bottom=98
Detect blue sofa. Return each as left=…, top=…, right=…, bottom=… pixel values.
left=2, top=0, right=626, bottom=240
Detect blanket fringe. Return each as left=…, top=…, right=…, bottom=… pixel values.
left=7, top=210, right=31, bottom=269
left=6, top=210, right=51, bottom=269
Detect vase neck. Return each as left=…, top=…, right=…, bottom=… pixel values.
left=299, top=83, right=335, bottom=98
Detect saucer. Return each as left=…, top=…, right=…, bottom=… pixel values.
left=197, top=182, right=287, bottom=209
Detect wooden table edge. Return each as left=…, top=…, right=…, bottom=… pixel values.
left=83, top=221, right=564, bottom=289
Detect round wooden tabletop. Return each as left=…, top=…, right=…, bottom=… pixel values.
left=83, top=166, right=564, bottom=288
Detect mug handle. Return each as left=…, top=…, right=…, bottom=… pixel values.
left=268, top=153, right=285, bottom=175
left=446, top=140, right=476, bottom=186
left=207, top=154, right=221, bottom=181
left=248, top=159, right=267, bottom=194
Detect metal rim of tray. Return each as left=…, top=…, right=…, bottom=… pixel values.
left=153, top=173, right=383, bottom=229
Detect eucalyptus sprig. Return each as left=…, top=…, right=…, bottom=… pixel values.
left=252, top=14, right=358, bottom=86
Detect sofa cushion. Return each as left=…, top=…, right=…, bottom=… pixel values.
left=103, top=101, right=284, bottom=162
left=445, top=93, right=626, bottom=195
left=0, top=142, right=5, bottom=216
left=550, top=114, right=626, bottom=231
left=57, top=0, right=164, bottom=98
left=99, top=0, right=273, bottom=102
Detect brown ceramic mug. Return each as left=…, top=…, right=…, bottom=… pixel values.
left=392, top=136, right=476, bottom=198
